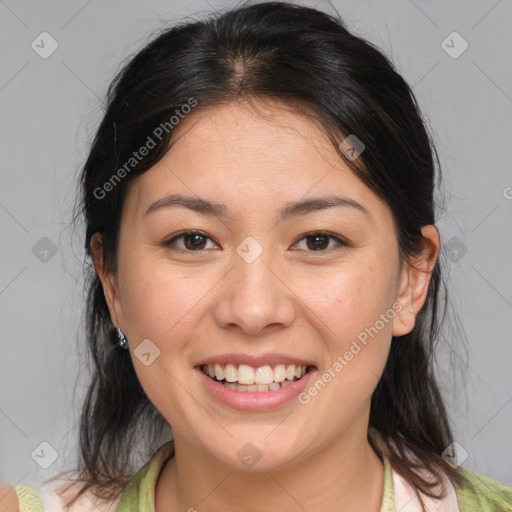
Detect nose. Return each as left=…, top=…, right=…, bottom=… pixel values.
left=212, top=244, right=296, bottom=336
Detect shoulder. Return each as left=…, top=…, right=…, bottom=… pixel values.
left=0, top=484, right=19, bottom=512
left=456, top=468, right=512, bottom=511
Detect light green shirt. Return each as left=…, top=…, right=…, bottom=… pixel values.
left=12, top=485, right=44, bottom=512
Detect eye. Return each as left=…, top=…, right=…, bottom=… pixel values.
left=163, top=230, right=218, bottom=252
left=292, top=231, right=348, bottom=252
left=163, top=230, right=348, bottom=253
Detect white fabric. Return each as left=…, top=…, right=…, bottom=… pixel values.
left=391, top=465, right=461, bottom=512
left=38, top=480, right=119, bottom=512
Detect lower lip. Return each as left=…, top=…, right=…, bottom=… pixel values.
left=195, top=366, right=317, bottom=411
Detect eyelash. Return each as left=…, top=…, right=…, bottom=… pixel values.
left=162, top=230, right=348, bottom=253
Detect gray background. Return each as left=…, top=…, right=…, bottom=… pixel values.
left=1, top=0, right=511, bottom=498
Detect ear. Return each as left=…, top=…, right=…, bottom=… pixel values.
left=392, top=225, right=440, bottom=337
left=90, top=233, right=125, bottom=331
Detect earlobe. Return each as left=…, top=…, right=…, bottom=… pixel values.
left=392, top=225, right=440, bottom=337
left=90, top=233, right=124, bottom=330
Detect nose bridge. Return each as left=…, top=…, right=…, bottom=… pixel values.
left=235, top=236, right=276, bottom=294
left=233, top=235, right=280, bottom=306
left=213, top=235, right=295, bottom=335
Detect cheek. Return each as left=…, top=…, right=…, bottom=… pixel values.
left=294, top=265, right=395, bottom=427
left=299, top=258, right=396, bottom=350
left=117, top=253, right=215, bottom=345
left=117, top=254, right=211, bottom=421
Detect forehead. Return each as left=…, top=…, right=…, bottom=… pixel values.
left=165, top=99, right=347, bottom=178
left=124, top=100, right=392, bottom=224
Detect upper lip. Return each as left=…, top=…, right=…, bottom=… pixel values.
left=196, top=353, right=316, bottom=368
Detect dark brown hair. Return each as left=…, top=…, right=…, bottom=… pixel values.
left=54, top=1, right=469, bottom=509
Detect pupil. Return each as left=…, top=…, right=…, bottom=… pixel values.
left=308, top=235, right=328, bottom=250
left=185, top=233, right=205, bottom=250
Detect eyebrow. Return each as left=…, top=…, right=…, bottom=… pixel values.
left=144, top=193, right=370, bottom=221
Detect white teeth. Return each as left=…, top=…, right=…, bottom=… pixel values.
left=214, top=363, right=224, bottom=381
left=201, top=363, right=312, bottom=389
left=254, top=365, right=274, bottom=385
left=237, top=364, right=255, bottom=385
left=273, top=364, right=286, bottom=382
left=224, top=363, right=237, bottom=383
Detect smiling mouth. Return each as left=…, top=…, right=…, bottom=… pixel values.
left=200, top=363, right=315, bottom=392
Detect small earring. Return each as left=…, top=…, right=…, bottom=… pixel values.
left=409, top=307, right=415, bottom=314
left=115, top=327, right=129, bottom=350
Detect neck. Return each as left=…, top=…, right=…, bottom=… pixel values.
left=155, top=428, right=385, bottom=512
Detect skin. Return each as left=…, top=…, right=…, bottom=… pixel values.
left=0, top=485, right=20, bottom=512
left=92, top=99, right=440, bottom=512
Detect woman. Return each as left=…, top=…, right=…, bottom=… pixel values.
left=9, top=1, right=512, bottom=511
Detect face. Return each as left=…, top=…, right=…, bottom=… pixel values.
left=94, top=99, right=438, bottom=471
